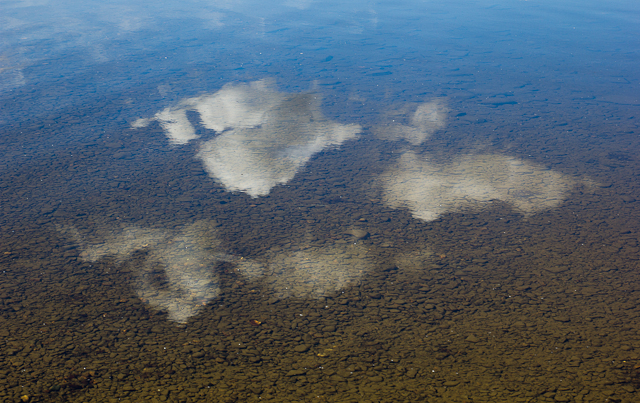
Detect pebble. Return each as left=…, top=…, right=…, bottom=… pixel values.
left=465, top=335, right=480, bottom=343
left=293, top=345, right=310, bottom=353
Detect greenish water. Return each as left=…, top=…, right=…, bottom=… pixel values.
left=1, top=0, right=639, bottom=402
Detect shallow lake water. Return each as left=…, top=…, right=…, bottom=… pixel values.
left=1, top=0, right=640, bottom=402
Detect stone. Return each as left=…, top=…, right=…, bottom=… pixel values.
left=286, top=369, right=306, bottom=376
left=345, top=229, right=369, bottom=239
left=293, top=345, right=309, bottom=353
left=465, top=335, right=479, bottom=343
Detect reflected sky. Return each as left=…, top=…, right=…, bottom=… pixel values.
left=3, top=0, right=640, bottom=401
left=69, top=221, right=230, bottom=323
left=133, top=80, right=361, bottom=197
left=1, top=0, right=638, bottom=329
left=238, top=243, right=371, bottom=299
left=373, top=99, right=449, bottom=145
left=85, top=74, right=590, bottom=321
left=381, top=151, right=585, bottom=222
left=68, top=219, right=374, bottom=320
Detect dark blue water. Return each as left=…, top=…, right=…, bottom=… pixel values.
left=1, top=0, right=639, bottom=401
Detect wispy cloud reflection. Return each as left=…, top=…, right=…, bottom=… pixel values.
left=373, top=98, right=449, bottom=145
left=132, top=80, right=361, bottom=197
left=0, top=54, right=26, bottom=93
left=74, top=222, right=230, bottom=323
left=78, top=227, right=168, bottom=262
left=381, top=151, right=579, bottom=221
left=69, top=222, right=373, bottom=320
left=237, top=243, right=371, bottom=299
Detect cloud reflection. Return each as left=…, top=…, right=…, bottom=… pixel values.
left=0, top=54, right=26, bottom=93
left=237, top=243, right=371, bottom=298
left=133, top=80, right=361, bottom=197
left=70, top=221, right=372, bottom=319
left=381, top=151, right=578, bottom=221
left=374, top=98, right=449, bottom=145
left=74, top=221, right=230, bottom=324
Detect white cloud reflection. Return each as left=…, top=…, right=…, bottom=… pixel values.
left=374, top=98, right=449, bottom=145
left=0, top=62, right=26, bottom=93
left=75, top=221, right=230, bottom=324
left=237, top=243, right=371, bottom=299
left=70, top=221, right=372, bottom=320
left=381, top=151, right=578, bottom=222
left=133, top=80, right=361, bottom=197
left=283, top=0, right=315, bottom=10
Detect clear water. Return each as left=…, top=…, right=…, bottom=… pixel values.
left=1, top=0, right=640, bottom=401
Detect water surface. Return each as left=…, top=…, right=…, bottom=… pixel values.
left=1, top=0, right=640, bottom=402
